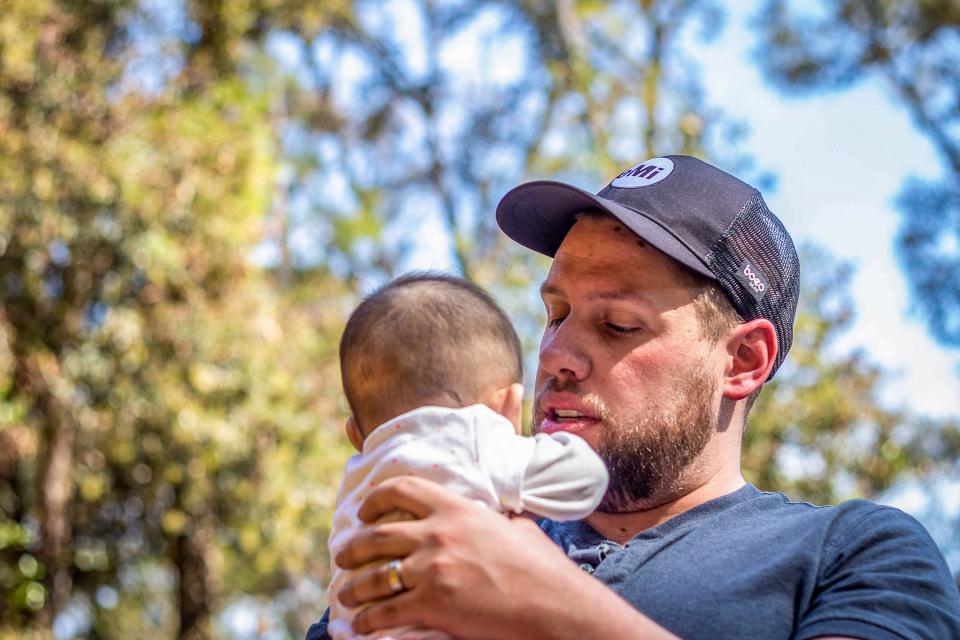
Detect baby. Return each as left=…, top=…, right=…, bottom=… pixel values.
left=327, top=272, right=608, bottom=640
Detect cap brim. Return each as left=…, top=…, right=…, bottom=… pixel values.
left=496, top=181, right=715, bottom=279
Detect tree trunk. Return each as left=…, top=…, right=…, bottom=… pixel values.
left=36, top=389, right=77, bottom=626
left=175, top=525, right=213, bottom=640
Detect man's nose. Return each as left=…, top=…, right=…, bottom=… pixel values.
left=539, top=321, right=589, bottom=382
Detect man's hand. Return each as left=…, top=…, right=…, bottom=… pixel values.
left=334, top=476, right=677, bottom=640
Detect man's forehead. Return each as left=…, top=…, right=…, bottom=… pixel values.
left=542, top=221, right=698, bottom=306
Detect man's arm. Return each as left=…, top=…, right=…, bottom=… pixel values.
left=333, top=476, right=677, bottom=640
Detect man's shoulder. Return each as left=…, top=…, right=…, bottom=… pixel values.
left=715, top=488, right=942, bottom=556
left=731, top=492, right=960, bottom=639
left=813, top=497, right=949, bottom=573
left=751, top=491, right=933, bottom=546
left=821, top=496, right=926, bottom=536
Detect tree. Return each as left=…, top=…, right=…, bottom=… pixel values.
left=1, top=1, right=755, bottom=635
left=4, top=1, right=956, bottom=638
left=0, top=2, right=352, bottom=637
left=753, top=0, right=960, bottom=346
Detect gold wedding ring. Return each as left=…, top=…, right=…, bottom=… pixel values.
left=386, top=559, right=406, bottom=594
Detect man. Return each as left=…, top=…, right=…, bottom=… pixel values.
left=311, top=156, right=960, bottom=639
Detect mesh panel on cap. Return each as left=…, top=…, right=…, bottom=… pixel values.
left=705, top=193, right=800, bottom=379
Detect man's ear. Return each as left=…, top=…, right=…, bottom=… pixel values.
left=485, top=383, right=525, bottom=433
left=345, top=415, right=365, bottom=452
left=722, top=319, right=777, bottom=401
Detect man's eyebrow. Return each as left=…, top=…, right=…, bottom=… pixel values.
left=540, top=282, right=562, bottom=298
left=539, top=281, right=649, bottom=303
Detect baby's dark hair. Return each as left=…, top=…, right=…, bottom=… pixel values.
left=339, top=272, right=523, bottom=434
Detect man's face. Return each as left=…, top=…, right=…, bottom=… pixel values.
left=533, top=216, right=725, bottom=512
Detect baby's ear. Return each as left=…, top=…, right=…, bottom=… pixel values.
left=344, top=415, right=364, bottom=451
left=486, top=383, right=524, bottom=433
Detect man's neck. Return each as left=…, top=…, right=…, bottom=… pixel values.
left=586, top=472, right=746, bottom=546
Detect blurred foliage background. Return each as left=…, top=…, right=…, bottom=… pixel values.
left=0, top=0, right=958, bottom=638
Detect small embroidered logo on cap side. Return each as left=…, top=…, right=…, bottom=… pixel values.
left=735, top=259, right=769, bottom=302
left=611, top=157, right=674, bottom=188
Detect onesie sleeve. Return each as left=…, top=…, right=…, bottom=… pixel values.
left=479, top=429, right=607, bottom=521
left=519, top=432, right=608, bottom=520
left=794, top=503, right=960, bottom=640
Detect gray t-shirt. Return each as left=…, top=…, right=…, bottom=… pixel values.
left=307, top=484, right=960, bottom=639
left=540, top=484, right=960, bottom=639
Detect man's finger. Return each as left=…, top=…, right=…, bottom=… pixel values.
left=357, top=475, right=457, bottom=523
left=351, top=588, right=426, bottom=635
left=334, top=521, right=419, bottom=570
left=337, top=559, right=409, bottom=608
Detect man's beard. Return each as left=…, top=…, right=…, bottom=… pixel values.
left=535, top=367, right=717, bottom=513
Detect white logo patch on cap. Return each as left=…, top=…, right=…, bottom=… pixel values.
left=611, top=157, right=674, bottom=188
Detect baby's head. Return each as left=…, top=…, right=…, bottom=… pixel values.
left=339, top=273, right=524, bottom=448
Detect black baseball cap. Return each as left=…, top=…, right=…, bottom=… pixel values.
left=496, top=155, right=800, bottom=379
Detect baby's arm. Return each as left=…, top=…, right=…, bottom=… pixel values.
left=481, top=428, right=609, bottom=521
left=518, top=432, right=609, bottom=521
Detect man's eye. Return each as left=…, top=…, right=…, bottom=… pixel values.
left=547, top=315, right=566, bottom=328
left=605, top=322, right=639, bottom=335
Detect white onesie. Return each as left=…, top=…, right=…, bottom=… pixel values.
left=326, top=404, right=609, bottom=640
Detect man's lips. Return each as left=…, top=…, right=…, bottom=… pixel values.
left=538, top=392, right=601, bottom=435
